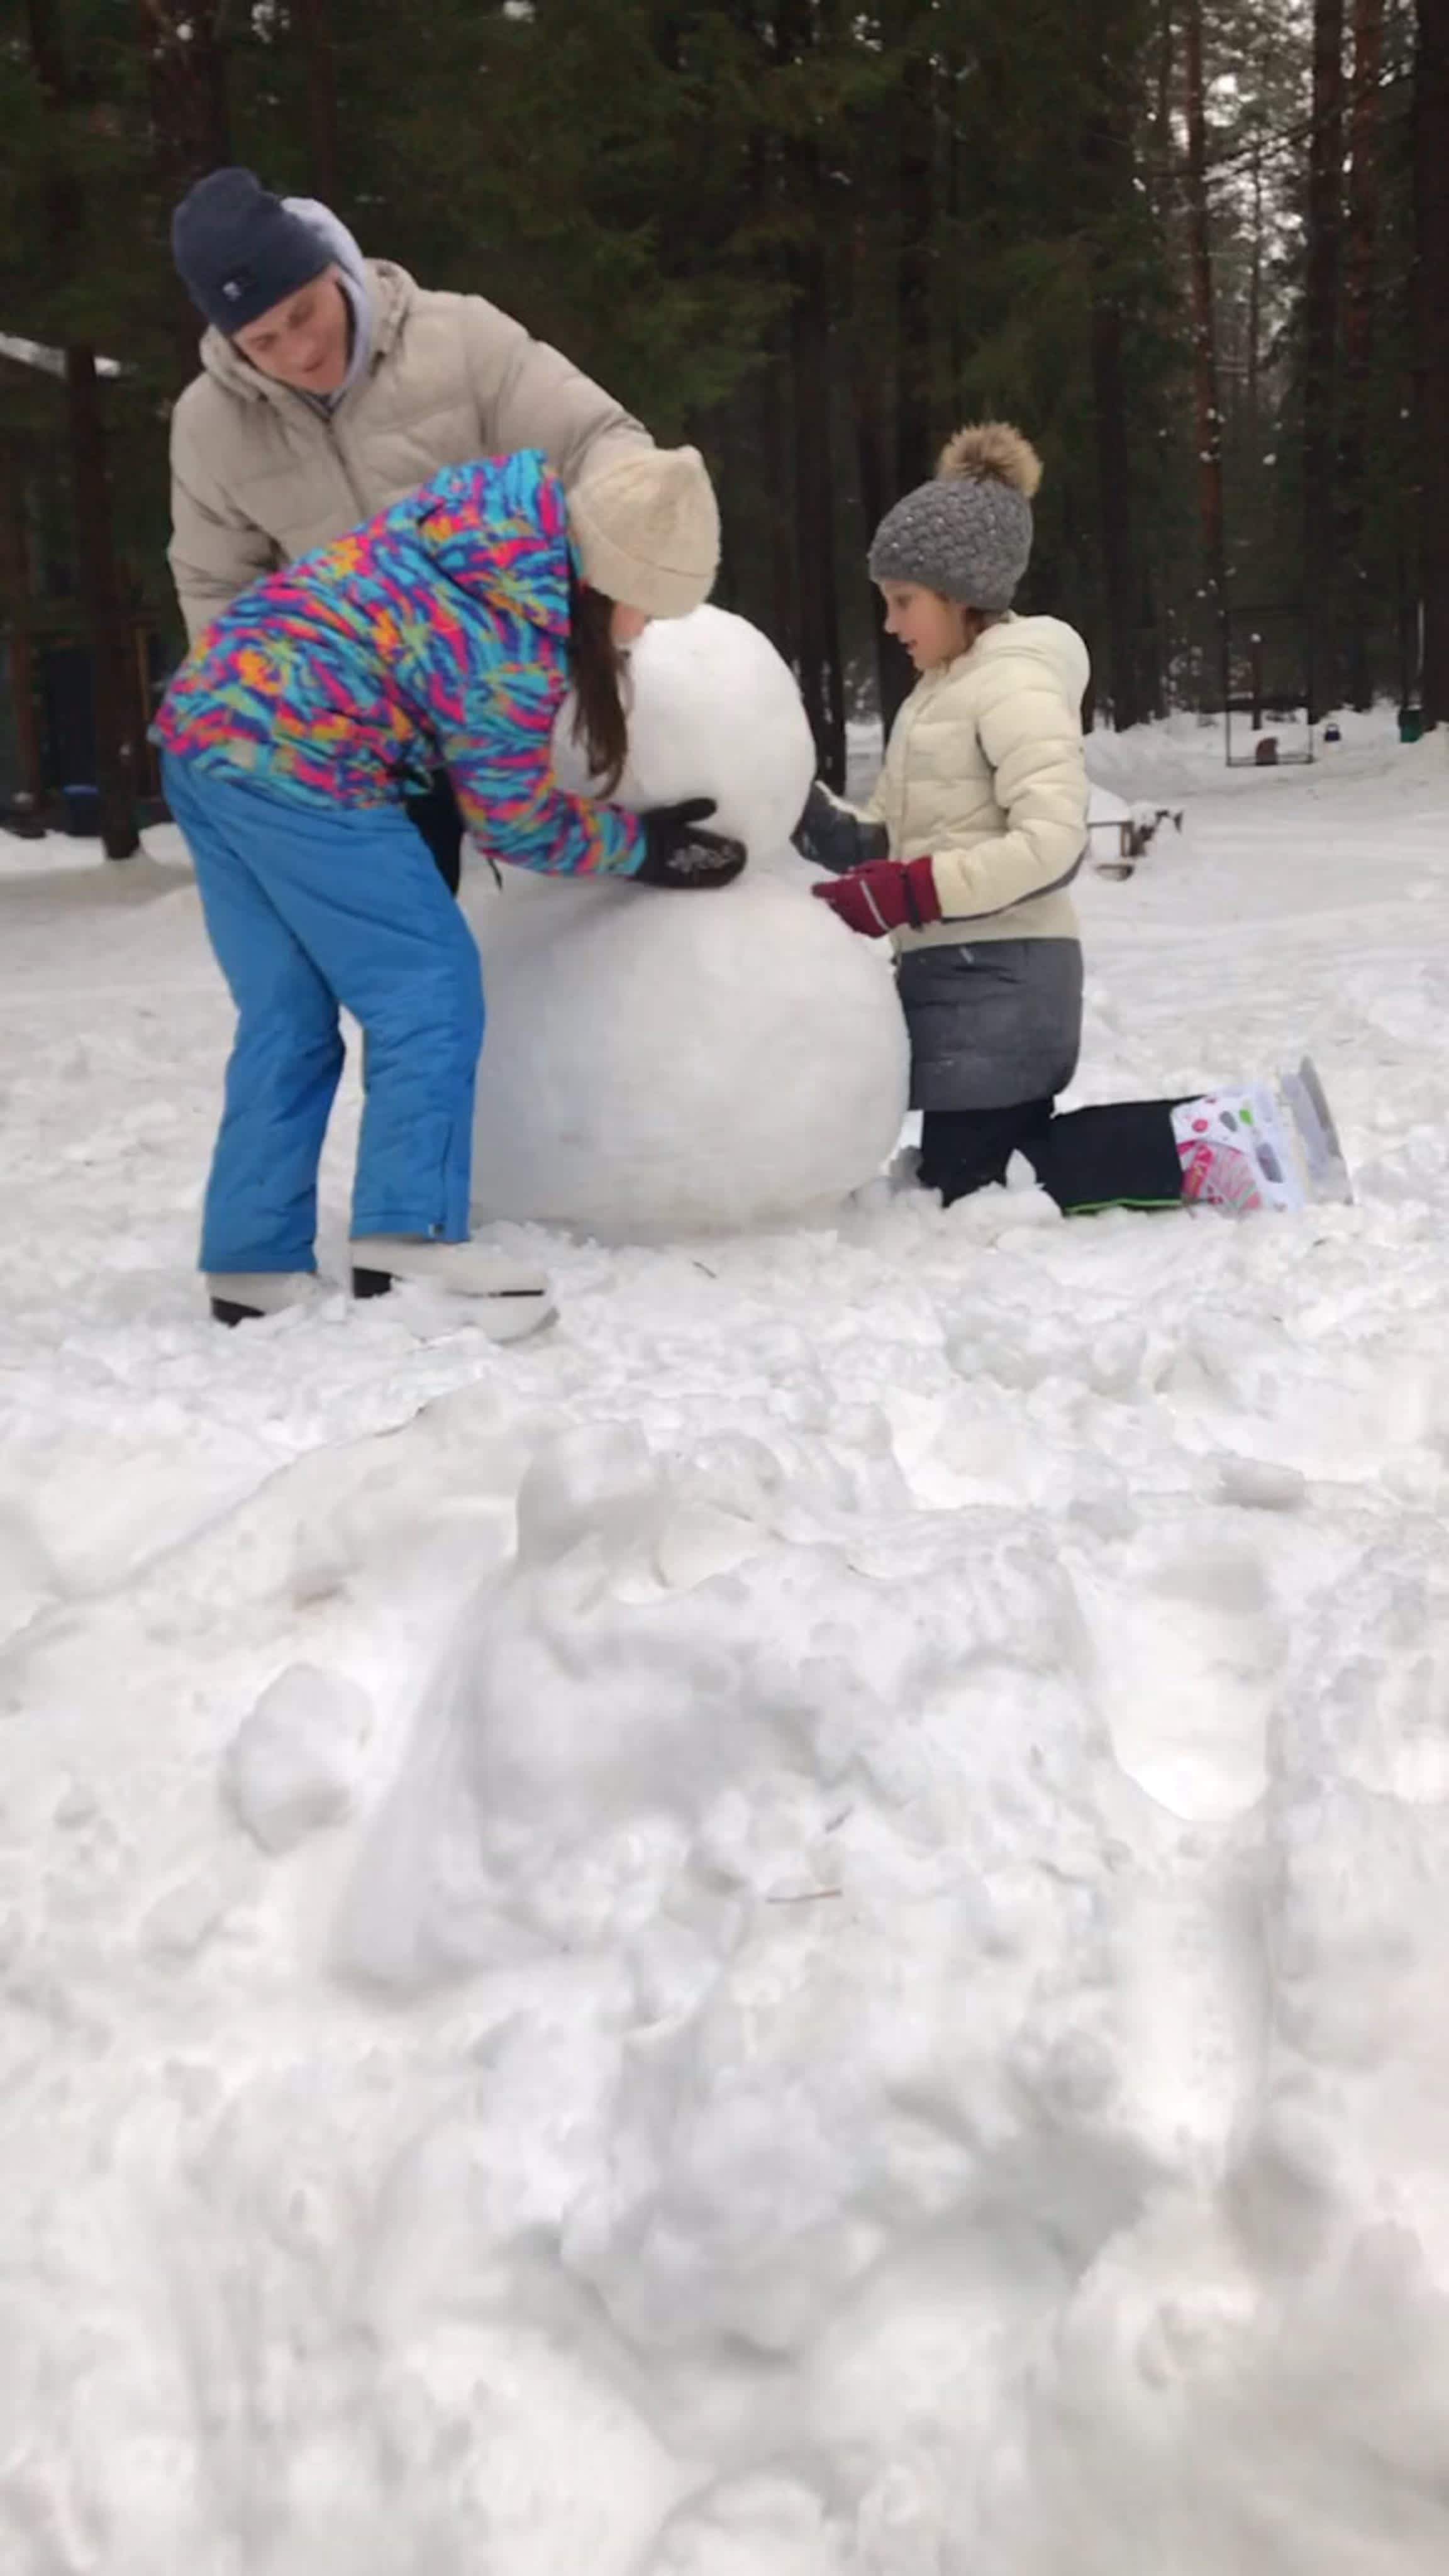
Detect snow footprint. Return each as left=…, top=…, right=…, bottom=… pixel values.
left=1083, top=1536, right=1282, bottom=1822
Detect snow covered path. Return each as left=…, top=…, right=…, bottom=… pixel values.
left=4, top=721, right=1449, bottom=2573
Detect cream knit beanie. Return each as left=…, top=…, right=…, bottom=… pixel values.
left=567, top=445, right=720, bottom=619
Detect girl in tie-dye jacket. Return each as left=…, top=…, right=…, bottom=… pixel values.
left=155, top=443, right=740, bottom=1330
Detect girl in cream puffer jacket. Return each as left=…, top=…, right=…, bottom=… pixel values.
left=802, top=426, right=1351, bottom=1221
left=799, top=425, right=1090, bottom=1204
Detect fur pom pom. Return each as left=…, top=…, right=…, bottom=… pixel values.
left=936, top=421, right=1043, bottom=498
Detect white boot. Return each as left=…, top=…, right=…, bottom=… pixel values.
left=348, top=1235, right=555, bottom=1341
left=1172, top=1057, right=1351, bottom=1215
left=208, top=1271, right=321, bottom=1326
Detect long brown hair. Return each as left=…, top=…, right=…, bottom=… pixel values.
left=569, top=577, right=630, bottom=795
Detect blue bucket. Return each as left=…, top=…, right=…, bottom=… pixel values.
left=62, top=784, right=101, bottom=837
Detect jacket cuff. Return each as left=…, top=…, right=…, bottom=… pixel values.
left=903, top=854, right=943, bottom=928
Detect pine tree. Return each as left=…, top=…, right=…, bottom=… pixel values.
left=16, top=0, right=145, bottom=855
left=1302, top=0, right=1346, bottom=714
left=1339, top=0, right=1385, bottom=705
left=1414, top=0, right=1449, bottom=722
left=0, top=419, right=45, bottom=804
left=1082, top=0, right=1158, bottom=725
left=0, top=0, right=1429, bottom=801
left=1182, top=0, right=1228, bottom=675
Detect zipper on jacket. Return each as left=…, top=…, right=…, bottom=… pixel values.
left=325, top=413, right=367, bottom=521
left=886, top=679, right=936, bottom=848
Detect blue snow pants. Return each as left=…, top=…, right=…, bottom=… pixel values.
left=164, top=754, right=485, bottom=1275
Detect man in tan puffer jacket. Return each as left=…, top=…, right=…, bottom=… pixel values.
left=797, top=424, right=1092, bottom=1204
left=168, top=167, right=653, bottom=887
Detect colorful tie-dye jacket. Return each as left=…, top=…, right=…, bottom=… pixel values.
left=154, top=448, right=647, bottom=878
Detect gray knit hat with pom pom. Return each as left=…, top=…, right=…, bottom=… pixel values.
left=868, top=422, right=1043, bottom=612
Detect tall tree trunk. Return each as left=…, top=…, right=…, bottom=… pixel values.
left=135, top=0, right=233, bottom=380
left=1146, top=0, right=1177, bottom=720
left=789, top=260, right=846, bottom=784
left=1182, top=0, right=1227, bottom=679
left=773, top=0, right=845, bottom=782
left=136, top=0, right=230, bottom=176
left=26, top=0, right=140, bottom=856
left=1302, top=0, right=1346, bottom=718
left=1090, top=293, right=1144, bottom=726
left=1084, top=10, right=1148, bottom=730
left=894, top=26, right=936, bottom=498
left=847, top=219, right=899, bottom=728
left=65, top=350, right=142, bottom=855
left=1339, top=0, right=1385, bottom=708
left=873, top=22, right=936, bottom=731
left=1154, top=0, right=1175, bottom=201
left=1246, top=138, right=1264, bottom=427
left=1414, top=0, right=1449, bottom=723
left=763, top=353, right=798, bottom=668
left=292, top=0, right=341, bottom=202
left=1140, top=562, right=1167, bottom=719
left=0, top=448, right=44, bottom=807
left=945, top=62, right=967, bottom=405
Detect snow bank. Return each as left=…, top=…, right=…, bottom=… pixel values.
left=5, top=723, right=1449, bottom=2571
left=1084, top=700, right=1438, bottom=806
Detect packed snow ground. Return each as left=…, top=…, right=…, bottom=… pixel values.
left=4, top=712, right=1449, bottom=2572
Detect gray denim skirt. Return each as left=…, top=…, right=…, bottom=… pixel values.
left=896, top=936, right=1084, bottom=1112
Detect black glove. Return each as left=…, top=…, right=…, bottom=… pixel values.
left=792, top=780, right=889, bottom=875
left=635, top=797, right=747, bottom=890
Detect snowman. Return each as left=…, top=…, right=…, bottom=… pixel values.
left=460, top=608, right=909, bottom=1243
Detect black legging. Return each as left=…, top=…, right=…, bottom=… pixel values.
left=403, top=774, right=465, bottom=896
left=920, top=1097, right=1189, bottom=1214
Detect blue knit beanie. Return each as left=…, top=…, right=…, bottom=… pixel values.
left=172, top=169, right=332, bottom=335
